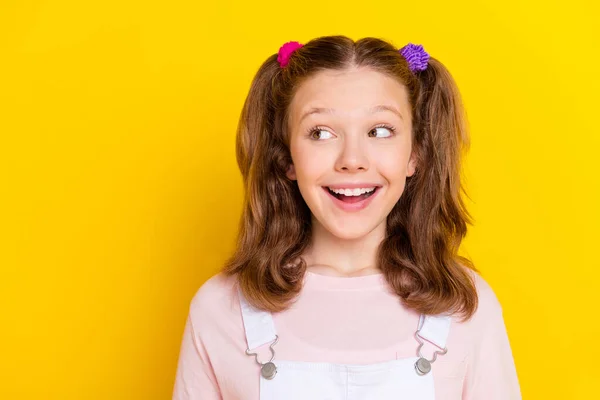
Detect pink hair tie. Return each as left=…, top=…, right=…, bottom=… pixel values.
left=277, top=41, right=303, bottom=68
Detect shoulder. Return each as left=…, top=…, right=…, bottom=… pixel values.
left=442, top=269, right=509, bottom=362
left=456, top=269, right=505, bottom=334
left=187, top=272, right=241, bottom=328
left=471, top=269, right=503, bottom=318
left=191, top=272, right=238, bottom=304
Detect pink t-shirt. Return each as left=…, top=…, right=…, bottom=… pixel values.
left=173, top=270, right=521, bottom=399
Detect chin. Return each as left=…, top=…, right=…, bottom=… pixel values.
left=321, top=220, right=381, bottom=241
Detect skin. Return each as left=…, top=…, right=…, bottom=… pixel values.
left=286, top=66, right=417, bottom=277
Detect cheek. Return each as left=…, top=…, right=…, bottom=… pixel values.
left=375, top=151, right=410, bottom=181
left=291, top=145, right=329, bottom=181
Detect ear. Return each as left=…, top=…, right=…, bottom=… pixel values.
left=406, top=151, right=417, bottom=177
left=286, top=163, right=297, bottom=180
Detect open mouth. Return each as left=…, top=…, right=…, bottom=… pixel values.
left=323, top=186, right=379, bottom=204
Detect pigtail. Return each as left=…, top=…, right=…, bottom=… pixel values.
left=382, top=57, right=478, bottom=320
left=225, top=55, right=309, bottom=311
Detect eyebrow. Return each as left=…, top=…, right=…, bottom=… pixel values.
left=298, top=104, right=404, bottom=124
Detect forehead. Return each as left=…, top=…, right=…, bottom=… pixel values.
left=289, top=67, right=410, bottom=124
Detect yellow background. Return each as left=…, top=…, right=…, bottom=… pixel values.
left=1, top=0, right=598, bottom=398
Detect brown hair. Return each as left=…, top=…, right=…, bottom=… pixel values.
left=222, top=35, right=478, bottom=320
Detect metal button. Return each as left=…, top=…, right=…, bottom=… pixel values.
left=261, top=362, right=277, bottom=380
left=415, top=357, right=431, bottom=375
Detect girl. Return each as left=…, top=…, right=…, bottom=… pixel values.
left=173, top=35, right=521, bottom=399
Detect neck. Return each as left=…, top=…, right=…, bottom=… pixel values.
left=302, top=216, right=386, bottom=277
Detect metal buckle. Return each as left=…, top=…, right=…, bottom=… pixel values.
left=245, top=334, right=279, bottom=380
left=414, top=330, right=447, bottom=375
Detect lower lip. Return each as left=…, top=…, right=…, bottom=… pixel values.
left=322, top=187, right=380, bottom=212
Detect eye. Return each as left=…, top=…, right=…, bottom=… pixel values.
left=307, top=126, right=334, bottom=140
left=368, top=124, right=396, bottom=138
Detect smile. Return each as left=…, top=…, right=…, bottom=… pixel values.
left=322, top=186, right=381, bottom=212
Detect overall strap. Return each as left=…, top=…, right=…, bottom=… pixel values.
left=238, top=287, right=277, bottom=351
left=417, top=314, right=452, bottom=349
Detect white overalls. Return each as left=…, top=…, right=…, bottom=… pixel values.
left=239, top=289, right=452, bottom=400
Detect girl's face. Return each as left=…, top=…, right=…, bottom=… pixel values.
left=287, top=67, right=416, bottom=241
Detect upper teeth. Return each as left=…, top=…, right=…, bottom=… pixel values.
left=329, top=187, right=376, bottom=196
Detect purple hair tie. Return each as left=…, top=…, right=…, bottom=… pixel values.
left=277, top=41, right=303, bottom=68
left=399, top=43, right=429, bottom=72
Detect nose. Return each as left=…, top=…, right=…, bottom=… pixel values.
left=334, top=134, right=369, bottom=172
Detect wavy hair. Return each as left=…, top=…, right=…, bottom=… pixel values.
left=222, top=35, right=478, bottom=320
